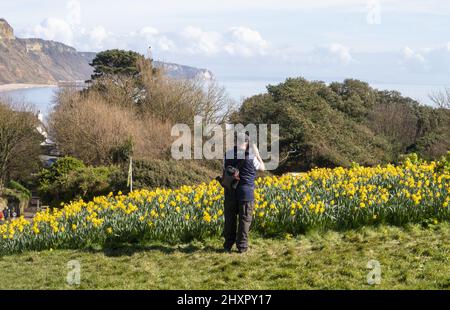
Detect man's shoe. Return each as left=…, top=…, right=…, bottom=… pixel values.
left=237, top=248, right=248, bottom=254
left=223, top=247, right=232, bottom=253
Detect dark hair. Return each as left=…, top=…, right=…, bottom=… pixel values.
left=234, top=132, right=250, bottom=144
left=244, top=134, right=250, bottom=143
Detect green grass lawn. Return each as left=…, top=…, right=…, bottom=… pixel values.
left=1, top=223, right=449, bottom=289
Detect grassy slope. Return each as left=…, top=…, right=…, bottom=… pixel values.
left=0, top=223, right=449, bottom=290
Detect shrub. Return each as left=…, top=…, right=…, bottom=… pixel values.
left=7, top=181, right=31, bottom=201
left=399, top=153, right=422, bottom=165
left=436, top=151, right=450, bottom=174
left=49, top=90, right=172, bottom=165
left=112, top=159, right=220, bottom=191
left=63, top=165, right=121, bottom=203
left=38, top=157, right=119, bottom=207
left=37, top=156, right=220, bottom=207
left=2, top=181, right=32, bottom=216
left=39, top=157, right=85, bottom=184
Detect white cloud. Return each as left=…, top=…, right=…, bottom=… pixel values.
left=181, top=26, right=222, bottom=56
left=33, top=17, right=74, bottom=45
left=26, top=1, right=82, bottom=48
left=26, top=1, right=114, bottom=52
left=23, top=1, right=273, bottom=58
left=30, top=18, right=114, bottom=51
left=402, top=46, right=426, bottom=63
left=224, top=26, right=269, bottom=57
left=137, top=27, right=176, bottom=52
left=176, top=26, right=271, bottom=57
left=156, top=36, right=176, bottom=51
left=308, top=43, right=354, bottom=65
left=85, top=26, right=109, bottom=50
left=328, top=43, right=354, bottom=64
left=140, top=26, right=159, bottom=37
left=399, top=44, right=450, bottom=74
left=400, top=46, right=429, bottom=72
left=418, top=44, right=450, bottom=73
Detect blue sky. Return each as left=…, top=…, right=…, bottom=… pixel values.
left=2, top=0, right=450, bottom=103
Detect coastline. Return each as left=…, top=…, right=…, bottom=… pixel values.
left=0, top=83, right=57, bottom=93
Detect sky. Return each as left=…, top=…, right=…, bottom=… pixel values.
left=2, top=0, right=450, bottom=104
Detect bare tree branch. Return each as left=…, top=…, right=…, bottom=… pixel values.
left=429, top=88, right=450, bottom=109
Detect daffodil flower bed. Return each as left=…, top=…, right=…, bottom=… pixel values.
left=1, top=159, right=449, bottom=255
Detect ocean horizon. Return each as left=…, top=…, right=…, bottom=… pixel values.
left=0, top=78, right=442, bottom=117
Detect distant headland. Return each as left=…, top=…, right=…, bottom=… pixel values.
left=0, top=18, right=213, bottom=86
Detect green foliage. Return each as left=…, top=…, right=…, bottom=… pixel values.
left=7, top=180, right=31, bottom=201
left=329, top=79, right=376, bottom=119
left=64, top=166, right=120, bottom=201
left=399, top=153, right=422, bottom=165
left=38, top=157, right=120, bottom=207
left=2, top=181, right=32, bottom=215
left=110, top=138, right=134, bottom=164
left=3, top=189, right=28, bottom=205
left=89, top=49, right=142, bottom=80
left=436, top=151, right=450, bottom=174
left=112, top=159, right=219, bottom=191
left=409, top=108, right=450, bottom=159
left=38, top=157, right=85, bottom=197
left=233, top=77, right=392, bottom=171
left=37, top=156, right=219, bottom=206
left=41, top=157, right=85, bottom=181
left=233, top=77, right=450, bottom=172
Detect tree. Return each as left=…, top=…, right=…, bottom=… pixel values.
left=196, top=80, right=237, bottom=124
left=0, top=101, right=43, bottom=193
left=37, top=156, right=121, bottom=207
left=87, top=50, right=153, bottom=104
left=329, top=79, right=377, bottom=120
left=89, top=49, right=143, bottom=81
left=138, top=71, right=236, bottom=125
left=232, top=77, right=394, bottom=171
left=88, top=49, right=235, bottom=125
left=366, top=90, right=420, bottom=159
left=233, top=77, right=450, bottom=171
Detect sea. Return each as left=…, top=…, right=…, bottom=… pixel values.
left=0, top=86, right=58, bottom=117
left=0, top=79, right=441, bottom=118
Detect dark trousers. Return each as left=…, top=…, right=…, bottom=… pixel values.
left=223, top=194, right=254, bottom=251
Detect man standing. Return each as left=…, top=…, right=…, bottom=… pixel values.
left=223, top=134, right=265, bottom=253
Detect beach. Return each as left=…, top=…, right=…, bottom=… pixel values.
left=0, top=83, right=57, bottom=92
